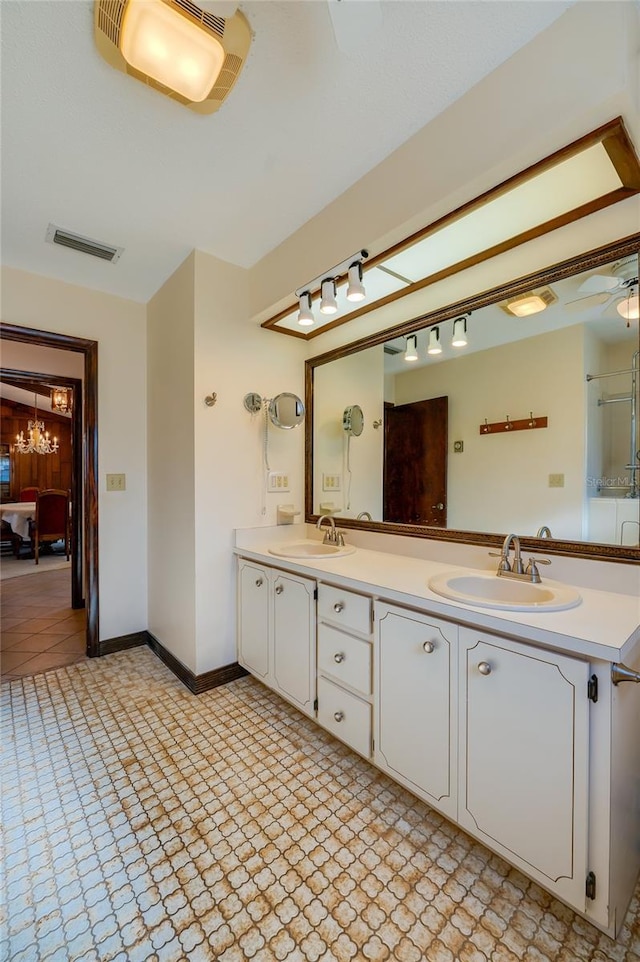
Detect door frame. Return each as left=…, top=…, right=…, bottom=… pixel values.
left=0, top=323, right=99, bottom=657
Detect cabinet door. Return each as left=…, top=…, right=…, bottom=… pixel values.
left=237, top=559, right=270, bottom=679
left=459, top=628, right=589, bottom=910
left=376, top=604, right=457, bottom=818
left=273, top=571, right=316, bottom=717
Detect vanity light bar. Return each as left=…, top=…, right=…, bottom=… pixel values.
left=294, top=250, right=369, bottom=300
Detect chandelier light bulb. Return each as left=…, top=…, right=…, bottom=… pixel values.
left=346, top=262, right=366, bottom=302
left=320, top=278, right=338, bottom=315
left=427, top=327, right=442, bottom=355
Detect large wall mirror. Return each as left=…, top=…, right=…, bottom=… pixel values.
left=306, top=235, right=640, bottom=562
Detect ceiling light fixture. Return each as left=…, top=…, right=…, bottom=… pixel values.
left=504, top=294, right=548, bottom=317
left=94, top=0, right=251, bottom=114
left=297, top=292, right=315, bottom=327
left=451, top=316, right=468, bottom=348
left=120, top=0, right=225, bottom=101
left=346, top=262, right=366, bottom=302
left=404, top=335, right=418, bottom=362
left=15, top=395, right=59, bottom=456
left=294, top=249, right=369, bottom=323
left=320, top=278, right=338, bottom=315
left=427, top=327, right=442, bottom=356
left=616, top=283, right=639, bottom=324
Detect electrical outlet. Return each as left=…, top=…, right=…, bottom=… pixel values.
left=548, top=473, right=565, bottom=488
left=453, top=441, right=464, bottom=453
left=106, top=473, right=126, bottom=491
left=268, top=472, right=290, bottom=492
left=323, top=473, right=342, bottom=491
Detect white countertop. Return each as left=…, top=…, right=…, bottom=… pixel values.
left=235, top=528, right=640, bottom=664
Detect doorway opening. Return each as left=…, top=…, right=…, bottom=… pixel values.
left=0, top=323, right=99, bottom=656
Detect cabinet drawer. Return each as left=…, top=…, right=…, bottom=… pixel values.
left=318, top=624, right=371, bottom=695
left=317, top=677, right=371, bottom=757
left=318, top=584, right=372, bottom=636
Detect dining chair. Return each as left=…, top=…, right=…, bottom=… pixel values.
left=32, top=489, right=70, bottom=564
left=19, top=486, right=40, bottom=502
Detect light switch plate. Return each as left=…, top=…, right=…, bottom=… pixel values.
left=268, top=472, right=290, bottom=492
left=323, top=473, right=342, bottom=491
left=106, top=473, right=126, bottom=491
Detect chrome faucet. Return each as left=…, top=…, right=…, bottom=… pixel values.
left=317, top=515, right=345, bottom=546
left=490, top=532, right=551, bottom=583
left=356, top=511, right=373, bottom=521
left=502, top=533, right=525, bottom=574
left=536, top=525, right=553, bottom=539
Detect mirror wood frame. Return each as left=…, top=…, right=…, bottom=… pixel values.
left=305, top=232, right=640, bottom=564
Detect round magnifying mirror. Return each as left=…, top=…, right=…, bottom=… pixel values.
left=343, top=404, right=364, bottom=436
left=268, top=393, right=305, bottom=429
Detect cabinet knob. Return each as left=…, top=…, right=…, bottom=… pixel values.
left=255, top=578, right=263, bottom=587
left=334, top=653, right=345, bottom=664
left=478, top=661, right=492, bottom=676
left=333, top=602, right=344, bottom=613
left=333, top=711, right=344, bottom=722
left=423, top=641, right=434, bottom=653
left=275, top=584, right=284, bottom=595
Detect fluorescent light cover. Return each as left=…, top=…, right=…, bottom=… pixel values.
left=346, top=262, right=366, bottom=302
left=616, top=292, right=639, bottom=321
left=320, top=278, right=338, bottom=315
left=297, top=292, right=314, bottom=326
left=404, top=335, right=418, bottom=361
left=505, top=294, right=547, bottom=317
left=120, top=0, right=225, bottom=102
left=427, top=327, right=442, bottom=355
left=451, top=317, right=468, bottom=347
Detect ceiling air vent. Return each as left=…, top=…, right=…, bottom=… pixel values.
left=45, top=224, right=124, bottom=263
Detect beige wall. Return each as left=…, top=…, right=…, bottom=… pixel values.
left=1, top=266, right=148, bottom=641
left=193, top=250, right=306, bottom=674
left=147, top=254, right=197, bottom=671
left=313, top=347, right=384, bottom=520
left=394, top=326, right=587, bottom=539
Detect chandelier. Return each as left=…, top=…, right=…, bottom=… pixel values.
left=51, top=386, right=72, bottom=414
left=15, top=394, right=59, bottom=455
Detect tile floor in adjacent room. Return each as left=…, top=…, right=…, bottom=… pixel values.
left=2, top=647, right=640, bottom=962
left=0, top=567, right=87, bottom=680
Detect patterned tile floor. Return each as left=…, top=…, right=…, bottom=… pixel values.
left=2, top=647, right=639, bottom=962
left=0, top=567, right=87, bottom=680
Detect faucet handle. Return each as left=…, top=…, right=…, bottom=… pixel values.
left=526, top=556, right=551, bottom=582
left=335, top=531, right=345, bottom=547
left=488, top=551, right=510, bottom=571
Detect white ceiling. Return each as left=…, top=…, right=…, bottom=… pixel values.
left=0, top=0, right=574, bottom=304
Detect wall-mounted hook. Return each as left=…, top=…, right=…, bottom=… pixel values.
left=204, top=392, right=217, bottom=407
left=528, top=411, right=537, bottom=427
left=505, top=415, right=512, bottom=430
left=482, top=419, right=491, bottom=434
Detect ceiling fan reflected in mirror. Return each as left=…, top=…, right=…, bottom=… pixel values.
left=565, top=257, right=639, bottom=325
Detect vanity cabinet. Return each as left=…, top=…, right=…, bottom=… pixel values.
left=375, top=603, right=457, bottom=819
left=458, top=627, right=590, bottom=910
left=316, top=584, right=373, bottom=758
left=237, top=558, right=316, bottom=717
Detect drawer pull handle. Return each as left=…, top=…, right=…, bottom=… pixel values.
left=333, top=602, right=344, bottom=613
left=478, top=661, right=492, bottom=676
left=334, top=653, right=345, bottom=664
left=275, top=584, right=284, bottom=595
left=334, top=711, right=344, bottom=722
left=423, top=641, right=434, bottom=653
left=255, top=578, right=263, bottom=587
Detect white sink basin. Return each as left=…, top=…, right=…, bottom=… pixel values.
left=428, top=571, right=582, bottom=612
left=268, top=540, right=356, bottom=560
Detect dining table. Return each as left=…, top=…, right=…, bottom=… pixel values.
left=0, top=501, right=36, bottom=542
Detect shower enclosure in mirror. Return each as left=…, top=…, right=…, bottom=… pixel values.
left=307, top=235, right=640, bottom=560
